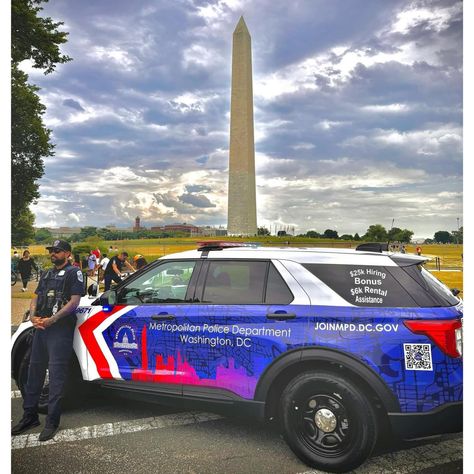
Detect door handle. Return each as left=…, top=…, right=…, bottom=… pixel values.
left=266, top=312, right=296, bottom=320
left=151, top=314, right=176, bottom=320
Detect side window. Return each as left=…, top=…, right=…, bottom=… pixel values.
left=202, top=261, right=267, bottom=304
left=117, top=261, right=196, bottom=304
left=265, top=263, right=293, bottom=304
left=303, top=264, right=418, bottom=307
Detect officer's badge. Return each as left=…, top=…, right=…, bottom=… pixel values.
left=77, top=270, right=84, bottom=283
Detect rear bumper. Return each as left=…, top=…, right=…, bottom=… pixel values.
left=389, top=402, right=462, bottom=439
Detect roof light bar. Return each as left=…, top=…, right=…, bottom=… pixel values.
left=197, top=241, right=260, bottom=252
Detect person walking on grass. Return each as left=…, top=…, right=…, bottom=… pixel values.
left=17, top=250, right=38, bottom=292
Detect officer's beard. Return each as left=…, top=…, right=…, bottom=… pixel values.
left=51, top=256, right=67, bottom=266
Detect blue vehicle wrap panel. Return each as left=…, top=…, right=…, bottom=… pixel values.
left=99, top=304, right=462, bottom=413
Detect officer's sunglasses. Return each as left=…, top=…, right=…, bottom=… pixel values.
left=48, top=248, right=65, bottom=254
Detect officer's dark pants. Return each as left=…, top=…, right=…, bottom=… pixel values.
left=23, top=319, right=75, bottom=428
left=104, top=273, right=121, bottom=291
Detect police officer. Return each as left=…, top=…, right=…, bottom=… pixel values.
left=12, top=240, right=84, bottom=441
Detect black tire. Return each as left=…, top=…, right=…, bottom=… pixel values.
left=11, top=271, right=17, bottom=286
left=280, top=371, right=378, bottom=473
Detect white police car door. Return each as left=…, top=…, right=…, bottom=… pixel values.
left=85, top=260, right=200, bottom=390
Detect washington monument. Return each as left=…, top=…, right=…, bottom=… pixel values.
left=227, top=17, right=257, bottom=236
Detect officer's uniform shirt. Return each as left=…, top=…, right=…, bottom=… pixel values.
left=35, top=263, right=84, bottom=324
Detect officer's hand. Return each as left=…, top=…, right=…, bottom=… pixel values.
left=40, top=318, right=55, bottom=329
left=31, top=316, right=46, bottom=330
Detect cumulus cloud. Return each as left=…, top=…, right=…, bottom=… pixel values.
left=25, top=0, right=462, bottom=237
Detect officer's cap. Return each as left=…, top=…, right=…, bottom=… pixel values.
left=46, top=239, right=72, bottom=253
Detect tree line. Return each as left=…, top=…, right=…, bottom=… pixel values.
left=27, top=224, right=464, bottom=245
left=258, top=224, right=463, bottom=244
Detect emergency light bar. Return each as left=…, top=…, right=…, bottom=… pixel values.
left=197, top=241, right=260, bottom=252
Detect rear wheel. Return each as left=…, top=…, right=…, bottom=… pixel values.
left=280, top=371, right=378, bottom=473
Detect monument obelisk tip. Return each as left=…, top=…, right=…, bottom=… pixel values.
left=234, top=16, right=250, bottom=35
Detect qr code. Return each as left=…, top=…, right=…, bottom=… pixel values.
left=403, top=343, right=433, bottom=371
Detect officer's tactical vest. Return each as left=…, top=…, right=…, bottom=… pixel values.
left=36, top=265, right=78, bottom=318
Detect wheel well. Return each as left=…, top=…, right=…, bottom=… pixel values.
left=11, top=329, right=34, bottom=382
left=12, top=329, right=83, bottom=386
left=264, top=359, right=391, bottom=434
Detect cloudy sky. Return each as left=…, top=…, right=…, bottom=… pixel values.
left=20, top=0, right=462, bottom=238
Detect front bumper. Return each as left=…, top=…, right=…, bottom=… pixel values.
left=389, top=402, right=462, bottom=439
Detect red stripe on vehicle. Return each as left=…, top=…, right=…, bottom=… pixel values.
left=78, top=306, right=126, bottom=378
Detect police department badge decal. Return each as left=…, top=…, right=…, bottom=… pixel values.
left=77, top=270, right=84, bottom=282
left=113, top=325, right=138, bottom=353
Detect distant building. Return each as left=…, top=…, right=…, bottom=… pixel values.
left=46, top=227, right=82, bottom=238
left=133, top=216, right=142, bottom=232
left=150, top=223, right=200, bottom=235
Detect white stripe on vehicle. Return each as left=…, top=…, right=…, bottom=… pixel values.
left=92, top=305, right=136, bottom=380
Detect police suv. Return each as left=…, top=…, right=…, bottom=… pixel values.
left=11, top=242, right=463, bottom=472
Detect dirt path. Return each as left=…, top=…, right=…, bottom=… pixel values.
left=11, top=280, right=38, bottom=326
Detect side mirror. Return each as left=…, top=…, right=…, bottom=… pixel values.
left=98, top=289, right=117, bottom=307
left=108, top=289, right=117, bottom=305
left=451, top=288, right=460, bottom=297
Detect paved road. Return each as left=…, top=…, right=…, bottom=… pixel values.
left=11, top=387, right=462, bottom=474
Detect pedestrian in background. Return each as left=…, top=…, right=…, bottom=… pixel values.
left=103, top=251, right=134, bottom=291
left=133, top=254, right=148, bottom=270
left=99, top=253, right=110, bottom=282
left=87, top=250, right=97, bottom=277
left=12, top=250, right=20, bottom=272
left=72, top=253, right=81, bottom=269
left=17, top=250, right=38, bottom=292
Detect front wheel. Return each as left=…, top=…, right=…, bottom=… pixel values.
left=280, top=371, right=378, bottom=473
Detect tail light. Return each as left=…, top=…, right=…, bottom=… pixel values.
left=404, top=319, right=463, bottom=358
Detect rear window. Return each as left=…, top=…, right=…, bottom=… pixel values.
left=302, top=263, right=458, bottom=307
left=401, top=264, right=459, bottom=307
left=303, top=264, right=417, bottom=307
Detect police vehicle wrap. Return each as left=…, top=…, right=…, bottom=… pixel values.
left=11, top=245, right=463, bottom=473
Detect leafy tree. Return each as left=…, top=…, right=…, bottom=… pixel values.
left=323, top=229, right=339, bottom=239
left=397, top=229, right=414, bottom=243
left=387, top=227, right=413, bottom=243
left=34, top=227, right=53, bottom=243
left=11, top=0, right=71, bottom=243
left=353, top=233, right=361, bottom=241
left=451, top=226, right=463, bottom=244
left=364, top=224, right=388, bottom=242
left=305, top=230, right=321, bottom=238
left=387, top=227, right=402, bottom=241
left=12, top=208, right=36, bottom=245
left=258, top=226, right=270, bottom=236
left=340, top=234, right=353, bottom=241
left=434, top=231, right=452, bottom=244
